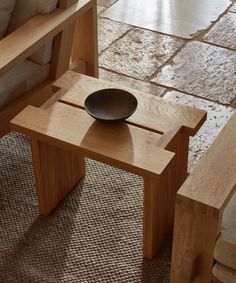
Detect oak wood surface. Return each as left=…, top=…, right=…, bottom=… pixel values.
left=11, top=103, right=175, bottom=179
left=54, top=71, right=206, bottom=136
left=10, top=71, right=207, bottom=259
left=72, top=4, right=98, bottom=77
left=31, top=138, right=85, bottom=215
left=50, top=22, right=76, bottom=79
left=171, top=111, right=236, bottom=283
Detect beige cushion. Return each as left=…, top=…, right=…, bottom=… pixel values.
left=0, top=0, right=16, bottom=39
left=7, top=0, right=58, bottom=64
left=0, top=59, right=50, bottom=108
left=213, top=262, right=236, bottom=283
left=214, top=191, right=236, bottom=270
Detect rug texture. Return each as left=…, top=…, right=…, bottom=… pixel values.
left=0, top=132, right=171, bottom=282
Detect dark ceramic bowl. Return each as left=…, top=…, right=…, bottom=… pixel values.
left=84, top=88, right=138, bottom=122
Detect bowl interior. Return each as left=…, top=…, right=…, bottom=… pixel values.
left=84, top=88, right=138, bottom=121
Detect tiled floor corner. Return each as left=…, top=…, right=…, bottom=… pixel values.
left=99, top=28, right=184, bottom=80
left=152, top=41, right=236, bottom=105
left=98, top=18, right=132, bottom=53
left=204, top=13, right=236, bottom=50
left=163, top=91, right=234, bottom=171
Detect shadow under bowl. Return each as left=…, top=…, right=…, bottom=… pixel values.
left=84, top=88, right=138, bottom=122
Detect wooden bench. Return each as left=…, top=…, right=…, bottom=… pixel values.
left=11, top=71, right=206, bottom=259
left=171, top=111, right=236, bottom=283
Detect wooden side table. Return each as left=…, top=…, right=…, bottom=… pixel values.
left=11, top=71, right=206, bottom=259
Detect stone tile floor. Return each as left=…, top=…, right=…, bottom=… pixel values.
left=97, top=0, right=236, bottom=172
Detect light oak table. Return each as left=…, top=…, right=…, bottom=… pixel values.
left=11, top=71, right=206, bottom=259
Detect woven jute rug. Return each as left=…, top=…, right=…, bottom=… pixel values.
left=0, top=132, right=171, bottom=282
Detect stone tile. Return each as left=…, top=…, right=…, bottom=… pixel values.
left=230, top=3, right=236, bottom=12
left=102, top=0, right=231, bottom=38
left=99, top=68, right=166, bottom=96
left=99, top=28, right=184, bottom=80
left=98, top=18, right=132, bottom=53
left=97, top=6, right=106, bottom=15
left=204, top=13, right=236, bottom=50
left=163, top=91, right=234, bottom=172
left=152, top=41, right=236, bottom=105
left=97, top=0, right=117, bottom=7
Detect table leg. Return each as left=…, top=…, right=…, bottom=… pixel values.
left=143, top=130, right=189, bottom=258
left=71, top=3, right=98, bottom=77
left=143, top=167, right=173, bottom=258
left=30, top=138, right=85, bottom=216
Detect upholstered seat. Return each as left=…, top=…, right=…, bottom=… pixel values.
left=0, top=0, right=58, bottom=109
left=0, top=60, right=50, bottom=107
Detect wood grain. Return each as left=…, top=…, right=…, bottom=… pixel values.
left=54, top=71, right=206, bottom=136
left=50, top=22, right=76, bottom=79
left=31, top=138, right=85, bottom=215
left=11, top=103, right=175, bottom=179
left=171, top=111, right=236, bottom=282
left=72, top=4, right=98, bottom=77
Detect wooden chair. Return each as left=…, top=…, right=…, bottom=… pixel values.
left=0, top=0, right=98, bottom=137
left=171, top=111, right=236, bottom=283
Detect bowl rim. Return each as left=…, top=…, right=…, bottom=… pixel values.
left=84, top=88, right=138, bottom=122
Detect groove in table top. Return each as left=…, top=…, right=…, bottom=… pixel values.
left=53, top=71, right=207, bottom=136
left=11, top=102, right=175, bottom=178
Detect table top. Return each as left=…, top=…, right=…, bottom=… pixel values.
left=54, top=71, right=207, bottom=137
left=11, top=71, right=206, bottom=178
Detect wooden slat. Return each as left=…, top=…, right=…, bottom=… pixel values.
left=71, top=4, right=98, bottom=77
left=11, top=103, right=174, bottom=178
left=50, top=22, right=76, bottom=79
left=53, top=71, right=207, bottom=136
left=0, top=0, right=96, bottom=77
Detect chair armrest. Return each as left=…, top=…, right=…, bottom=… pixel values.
left=0, top=0, right=95, bottom=77
left=171, top=111, right=236, bottom=283
left=178, top=110, right=236, bottom=211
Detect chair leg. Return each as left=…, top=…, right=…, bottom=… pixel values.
left=143, top=168, right=173, bottom=258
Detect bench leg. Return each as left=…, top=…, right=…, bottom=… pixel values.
left=30, top=138, right=85, bottom=216
left=143, top=168, right=173, bottom=258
